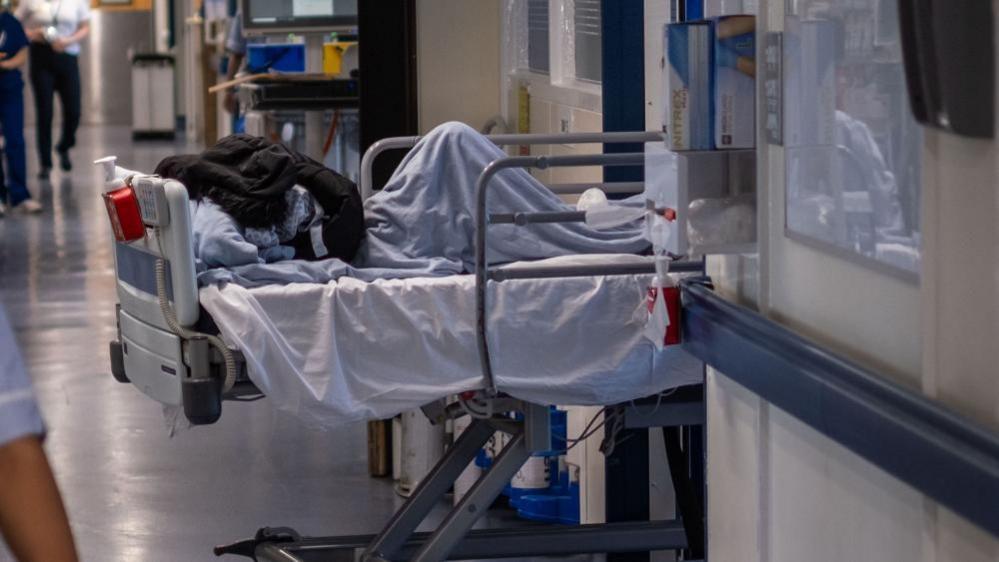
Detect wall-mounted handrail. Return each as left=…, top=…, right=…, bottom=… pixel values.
left=680, top=280, right=999, bottom=538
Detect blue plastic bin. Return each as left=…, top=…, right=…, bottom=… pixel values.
left=246, top=43, right=306, bottom=74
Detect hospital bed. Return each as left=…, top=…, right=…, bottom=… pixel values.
left=105, top=131, right=710, bottom=560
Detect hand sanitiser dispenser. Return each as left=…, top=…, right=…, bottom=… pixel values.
left=96, top=156, right=146, bottom=243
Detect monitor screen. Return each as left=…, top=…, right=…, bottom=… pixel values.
left=243, top=0, right=357, bottom=31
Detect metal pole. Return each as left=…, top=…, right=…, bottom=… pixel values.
left=361, top=419, right=496, bottom=562
left=488, top=211, right=587, bottom=225
left=411, top=433, right=533, bottom=562
left=304, top=34, right=326, bottom=161
left=547, top=181, right=645, bottom=194
left=663, top=426, right=705, bottom=558
left=489, top=260, right=705, bottom=282
left=359, top=136, right=421, bottom=200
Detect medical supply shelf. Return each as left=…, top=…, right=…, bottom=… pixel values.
left=680, top=279, right=999, bottom=538
left=238, top=77, right=359, bottom=111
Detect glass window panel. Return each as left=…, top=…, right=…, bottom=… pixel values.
left=528, top=0, right=551, bottom=74
left=784, top=0, right=922, bottom=277
left=574, top=0, right=602, bottom=82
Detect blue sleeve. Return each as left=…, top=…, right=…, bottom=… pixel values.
left=4, top=14, right=28, bottom=54
left=0, top=305, right=45, bottom=447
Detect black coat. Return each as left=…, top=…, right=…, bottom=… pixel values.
left=155, top=134, right=365, bottom=262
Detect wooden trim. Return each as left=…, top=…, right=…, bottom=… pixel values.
left=91, top=0, right=152, bottom=12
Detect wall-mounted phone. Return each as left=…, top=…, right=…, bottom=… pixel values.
left=899, top=0, right=994, bottom=139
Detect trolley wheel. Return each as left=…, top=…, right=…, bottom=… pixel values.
left=109, top=341, right=129, bottom=383
left=182, top=377, right=222, bottom=425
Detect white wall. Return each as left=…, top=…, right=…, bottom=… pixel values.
left=919, top=59, right=999, bottom=560
left=524, top=82, right=603, bottom=184
left=644, top=0, right=669, bottom=132
left=416, top=0, right=503, bottom=134
left=705, top=1, right=999, bottom=561
left=502, top=72, right=603, bottom=185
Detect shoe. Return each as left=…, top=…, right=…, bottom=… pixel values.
left=12, top=199, right=42, bottom=214
left=58, top=150, right=72, bottom=171
left=37, top=166, right=51, bottom=180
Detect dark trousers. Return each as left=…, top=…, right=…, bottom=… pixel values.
left=29, top=43, right=81, bottom=169
left=0, top=85, right=28, bottom=205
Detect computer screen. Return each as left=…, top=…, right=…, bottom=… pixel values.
left=242, top=0, right=358, bottom=32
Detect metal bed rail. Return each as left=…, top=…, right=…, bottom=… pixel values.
left=473, top=152, right=684, bottom=396
left=680, top=279, right=999, bottom=538
left=359, top=129, right=665, bottom=200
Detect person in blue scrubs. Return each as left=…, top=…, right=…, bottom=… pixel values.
left=0, top=305, right=77, bottom=561
left=0, top=10, right=38, bottom=215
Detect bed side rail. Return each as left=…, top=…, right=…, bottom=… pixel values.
left=113, top=177, right=199, bottom=330
left=109, top=176, right=256, bottom=424
left=472, top=151, right=702, bottom=396
left=108, top=177, right=200, bottom=411
left=360, top=130, right=665, bottom=200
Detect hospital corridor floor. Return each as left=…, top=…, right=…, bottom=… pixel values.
left=0, top=126, right=407, bottom=562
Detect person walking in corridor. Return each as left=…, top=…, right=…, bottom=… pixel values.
left=0, top=6, right=39, bottom=215
left=15, top=0, right=90, bottom=180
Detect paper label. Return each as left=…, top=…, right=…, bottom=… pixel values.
left=310, top=224, right=329, bottom=258
left=512, top=456, right=550, bottom=489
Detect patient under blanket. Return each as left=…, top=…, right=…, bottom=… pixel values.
left=167, top=122, right=649, bottom=287
left=163, top=124, right=692, bottom=426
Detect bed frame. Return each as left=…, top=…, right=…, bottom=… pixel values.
left=106, top=130, right=710, bottom=560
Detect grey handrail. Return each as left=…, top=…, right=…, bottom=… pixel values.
left=681, top=279, right=999, bottom=538
left=360, top=130, right=665, bottom=200
left=474, top=152, right=648, bottom=396
left=359, top=136, right=421, bottom=200
left=489, top=260, right=704, bottom=282
left=547, top=181, right=645, bottom=195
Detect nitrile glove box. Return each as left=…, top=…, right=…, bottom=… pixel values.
left=713, top=16, right=756, bottom=149
left=664, top=21, right=713, bottom=151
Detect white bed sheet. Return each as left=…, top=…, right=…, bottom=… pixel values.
left=199, top=255, right=702, bottom=427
